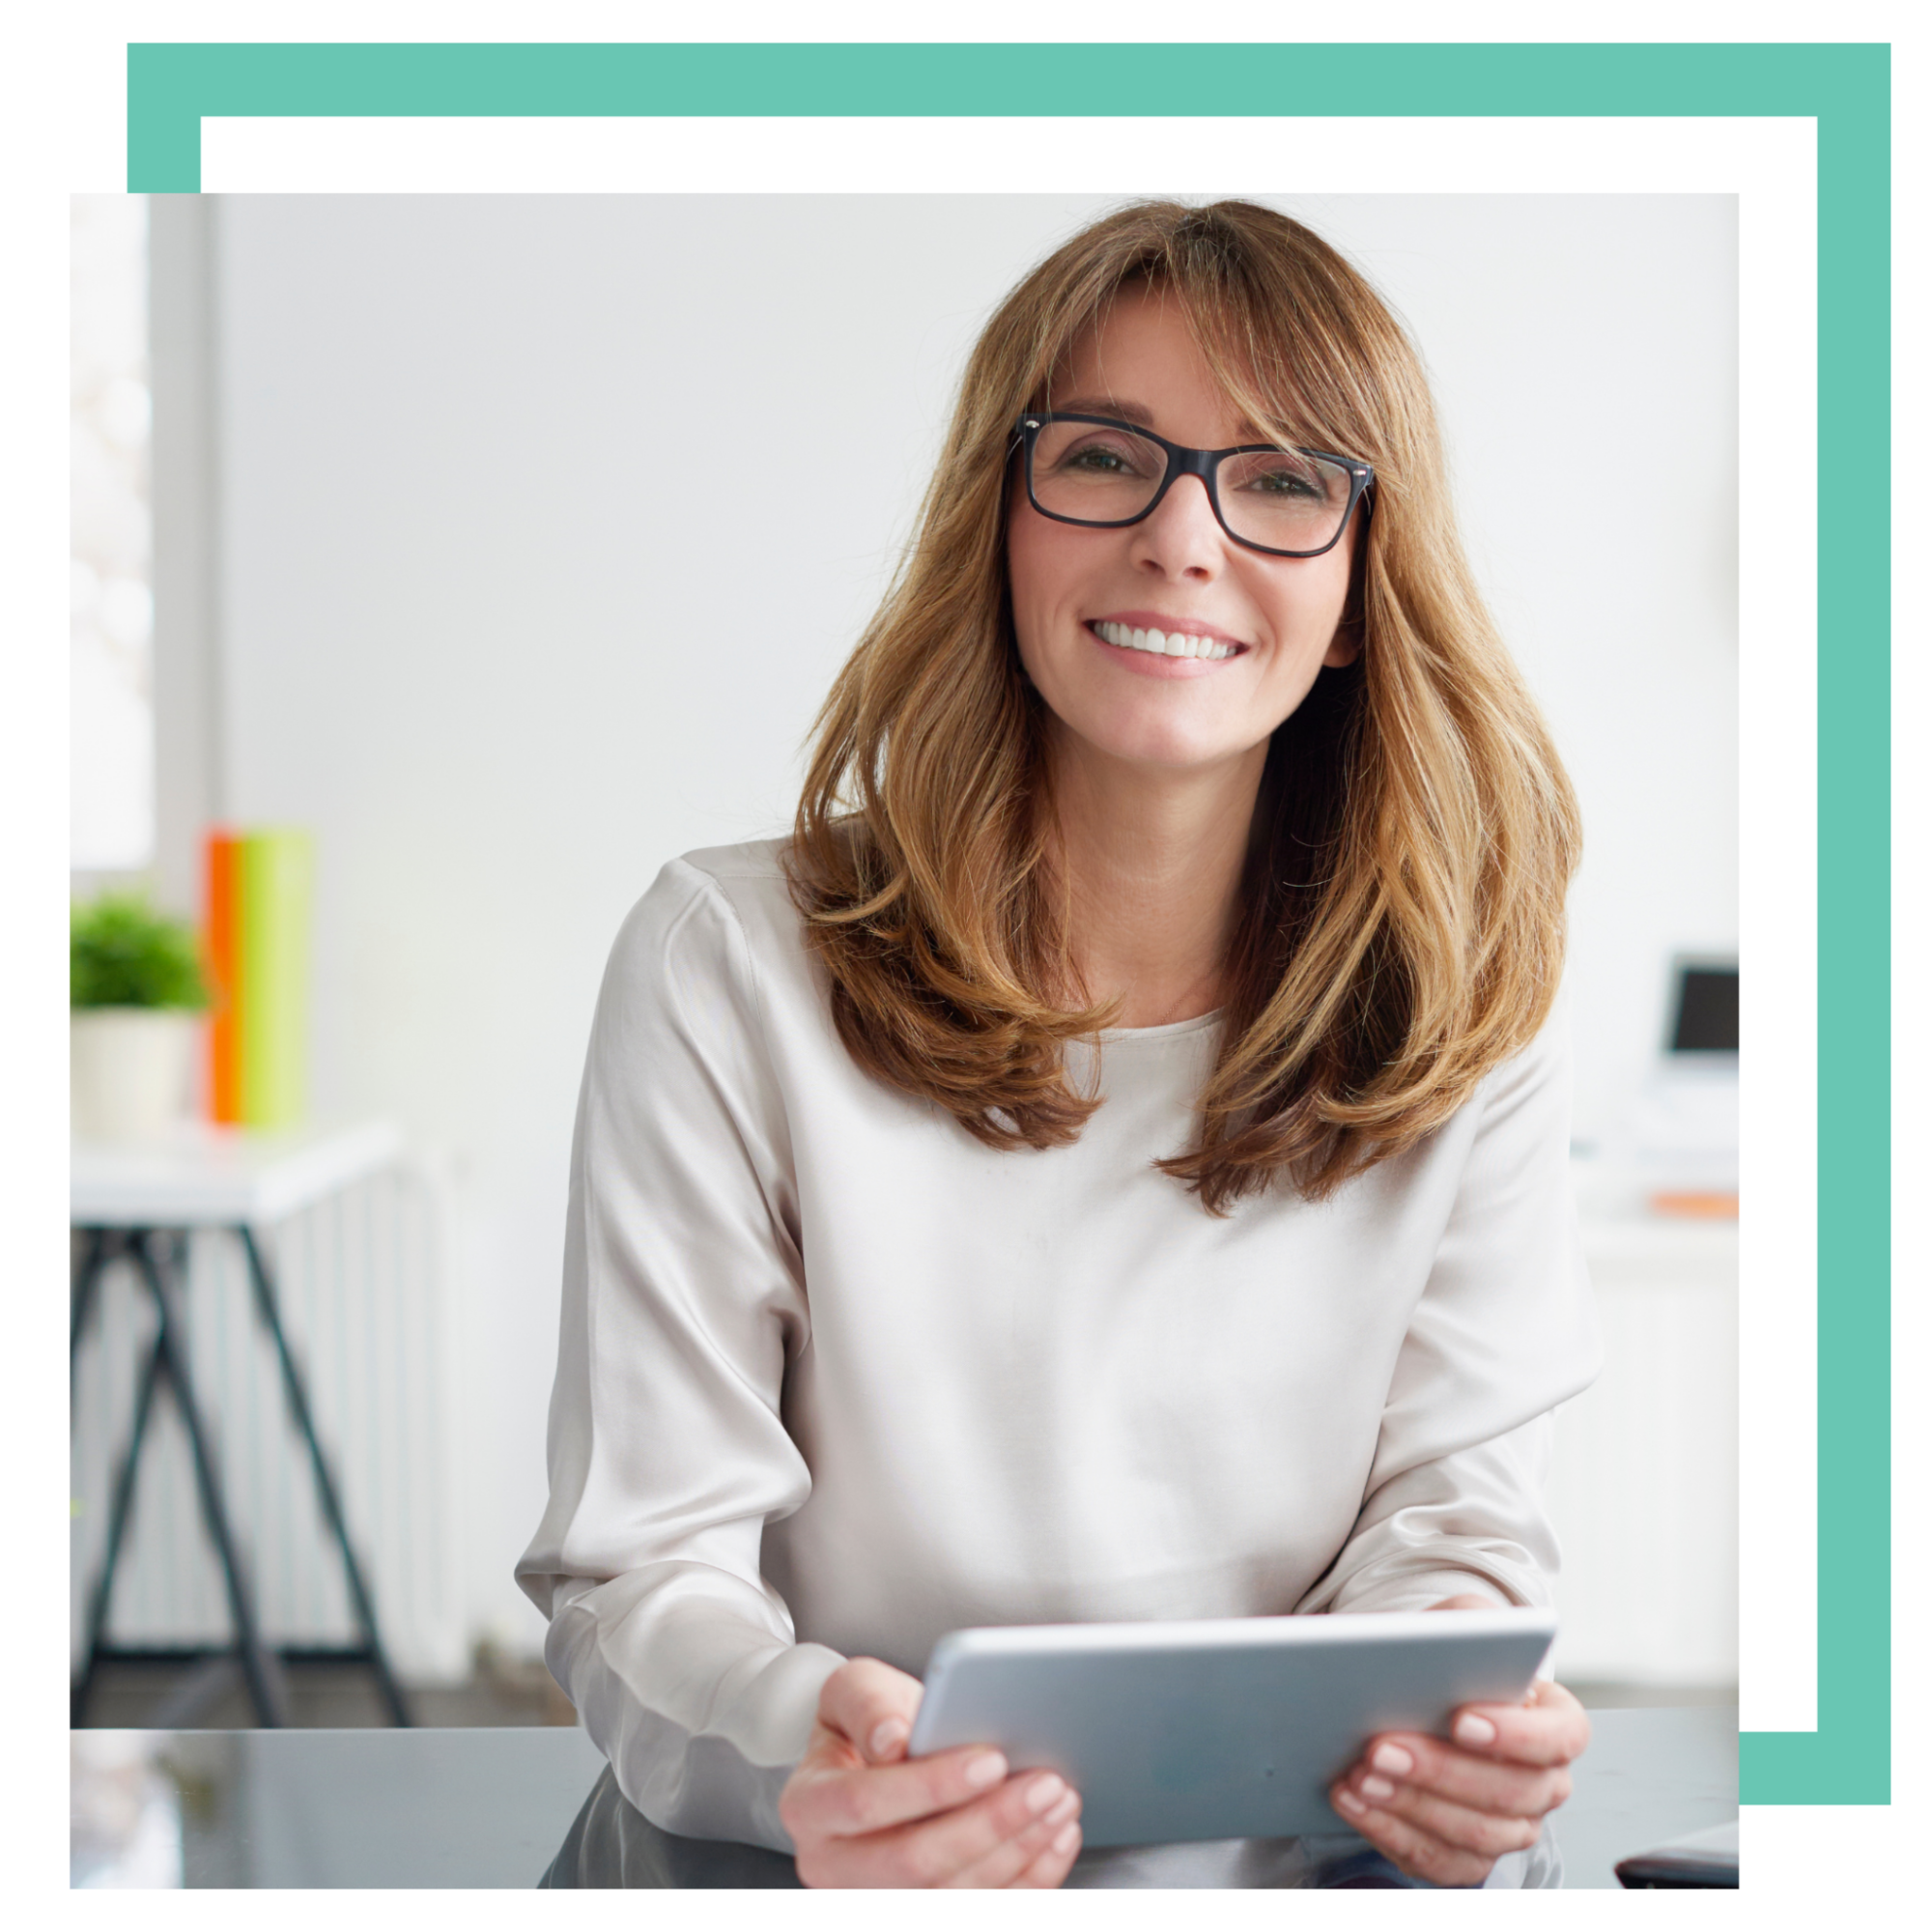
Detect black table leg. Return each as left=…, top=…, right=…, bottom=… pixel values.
left=71, top=1323, right=166, bottom=1726
left=71, top=1218, right=413, bottom=1729
left=130, top=1230, right=290, bottom=1728
left=70, top=1226, right=108, bottom=1387
left=239, top=1226, right=412, bottom=1726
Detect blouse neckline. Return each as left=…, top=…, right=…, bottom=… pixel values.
left=1090, top=1009, right=1225, bottom=1044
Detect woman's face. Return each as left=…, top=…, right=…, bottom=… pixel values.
left=1007, top=284, right=1360, bottom=781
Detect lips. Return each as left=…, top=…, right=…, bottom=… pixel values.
left=1082, top=620, right=1248, bottom=681
left=1094, top=610, right=1246, bottom=645
left=1091, top=619, right=1240, bottom=662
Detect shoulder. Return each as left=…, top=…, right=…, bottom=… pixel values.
left=582, top=841, right=810, bottom=1150
left=598, top=836, right=805, bottom=1028
left=609, top=837, right=792, bottom=957
left=672, top=835, right=798, bottom=934
left=1474, top=983, right=1575, bottom=1110
left=675, top=833, right=792, bottom=894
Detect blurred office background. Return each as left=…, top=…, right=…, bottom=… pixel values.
left=71, top=192, right=1737, bottom=1722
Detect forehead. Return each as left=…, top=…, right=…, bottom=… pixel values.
left=1048, top=283, right=1267, bottom=442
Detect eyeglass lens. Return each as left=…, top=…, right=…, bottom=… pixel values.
left=1030, top=419, right=1354, bottom=553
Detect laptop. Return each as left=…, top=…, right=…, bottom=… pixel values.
left=1623, top=954, right=1747, bottom=1206
left=1614, top=1818, right=1739, bottom=1888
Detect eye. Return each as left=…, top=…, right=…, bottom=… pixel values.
left=1041, top=428, right=1163, bottom=482
left=1065, top=443, right=1134, bottom=474
left=1239, top=461, right=1325, bottom=499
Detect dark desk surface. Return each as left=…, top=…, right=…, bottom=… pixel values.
left=71, top=1705, right=1737, bottom=1889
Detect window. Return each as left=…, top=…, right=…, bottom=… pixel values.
left=71, top=194, right=154, bottom=871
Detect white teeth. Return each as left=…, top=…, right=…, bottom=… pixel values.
left=1095, top=620, right=1236, bottom=661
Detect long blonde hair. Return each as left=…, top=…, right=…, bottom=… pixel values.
left=789, top=200, right=1580, bottom=1212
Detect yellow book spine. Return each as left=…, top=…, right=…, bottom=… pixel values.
left=239, top=829, right=312, bottom=1126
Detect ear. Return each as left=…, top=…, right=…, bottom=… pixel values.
left=1321, top=623, right=1363, bottom=669
left=1323, top=524, right=1369, bottom=668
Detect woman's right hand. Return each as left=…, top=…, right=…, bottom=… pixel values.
left=778, top=1657, right=1083, bottom=1888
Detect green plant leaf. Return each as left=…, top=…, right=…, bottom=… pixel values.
left=71, top=894, right=209, bottom=1009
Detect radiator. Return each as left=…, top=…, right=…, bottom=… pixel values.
left=70, top=1159, right=469, bottom=1684
left=1544, top=1214, right=1740, bottom=1688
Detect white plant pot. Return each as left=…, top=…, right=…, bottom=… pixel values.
left=71, top=1008, right=199, bottom=1142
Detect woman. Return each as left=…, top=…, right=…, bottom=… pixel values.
left=520, top=199, right=1600, bottom=1889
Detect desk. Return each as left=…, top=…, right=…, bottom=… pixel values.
left=70, top=1707, right=1736, bottom=1889
left=71, top=1122, right=411, bottom=1729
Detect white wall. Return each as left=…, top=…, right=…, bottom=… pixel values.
left=209, top=194, right=1736, bottom=1655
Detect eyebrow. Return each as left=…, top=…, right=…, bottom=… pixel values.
left=1049, top=395, right=1156, bottom=427
left=1047, top=395, right=1275, bottom=442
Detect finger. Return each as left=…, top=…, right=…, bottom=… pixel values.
left=943, top=1778, right=1082, bottom=1889
left=1329, top=1785, right=1498, bottom=1889
left=784, top=1739, right=1010, bottom=1840
left=1350, top=1731, right=1573, bottom=1816
left=1340, top=1772, right=1547, bottom=1861
left=1006, top=1816, right=1084, bottom=1889
left=811, top=1772, right=1070, bottom=1888
left=816, top=1657, right=926, bottom=1763
left=1448, top=1678, right=1591, bottom=1767
left=892, top=1772, right=1067, bottom=1888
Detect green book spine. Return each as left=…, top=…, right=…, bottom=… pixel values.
left=239, top=828, right=312, bottom=1127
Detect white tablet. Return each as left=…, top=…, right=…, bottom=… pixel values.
left=907, top=1607, right=1556, bottom=1846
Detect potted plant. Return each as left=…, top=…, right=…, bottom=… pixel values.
left=71, top=894, right=210, bottom=1140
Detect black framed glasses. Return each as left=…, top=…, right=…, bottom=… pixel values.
left=1014, top=412, right=1375, bottom=559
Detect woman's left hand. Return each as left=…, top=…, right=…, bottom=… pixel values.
left=1326, top=1599, right=1591, bottom=1888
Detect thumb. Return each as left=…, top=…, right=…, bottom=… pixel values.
left=817, top=1656, right=925, bottom=1764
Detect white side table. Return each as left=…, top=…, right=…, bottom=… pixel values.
left=1547, top=1166, right=1739, bottom=1689
left=71, top=1121, right=412, bottom=1728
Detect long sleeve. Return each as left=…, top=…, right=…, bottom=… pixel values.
left=520, top=839, right=1605, bottom=1861
left=1295, top=1008, right=1603, bottom=1618
left=516, top=860, right=843, bottom=1852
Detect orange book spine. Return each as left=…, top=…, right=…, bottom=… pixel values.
left=205, top=830, right=244, bottom=1122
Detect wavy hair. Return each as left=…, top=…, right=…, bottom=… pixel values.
left=788, top=200, right=1580, bottom=1212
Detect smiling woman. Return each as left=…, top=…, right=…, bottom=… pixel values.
left=793, top=202, right=1578, bottom=1207
left=520, top=200, right=1600, bottom=1890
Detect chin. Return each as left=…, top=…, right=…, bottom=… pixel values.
left=1079, top=718, right=1246, bottom=773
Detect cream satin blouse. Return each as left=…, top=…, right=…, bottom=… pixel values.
left=517, top=839, right=1601, bottom=1854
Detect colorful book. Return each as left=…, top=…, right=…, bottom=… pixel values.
left=203, top=826, right=312, bottom=1128
left=205, top=830, right=243, bottom=1122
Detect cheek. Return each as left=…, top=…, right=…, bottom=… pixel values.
left=1005, top=512, right=1049, bottom=625
left=1006, top=501, right=1096, bottom=619
left=1258, top=553, right=1353, bottom=657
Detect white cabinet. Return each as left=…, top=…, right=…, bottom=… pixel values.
left=1544, top=1203, right=1738, bottom=1689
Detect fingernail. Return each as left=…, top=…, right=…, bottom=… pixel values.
left=1052, top=1822, right=1081, bottom=1857
left=964, top=1750, right=1008, bottom=1789
left=867, top=1719, right=907, bottom=1759
left=1455, top=1713, right=1498, bottom=1747
left=1361, top=1774, right=1396, bottom=1802
left=1371, top=1743, right=1413, bottom=1777
left=1335, top=1787, right=1367, bottom=1815
left=1025, top=1774, right=1066, bottom=1814
left=1043, top=1788, right=1080, bottom=1827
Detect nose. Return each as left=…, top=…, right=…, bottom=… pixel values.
left=1129, top=472, right=1227, bottom=581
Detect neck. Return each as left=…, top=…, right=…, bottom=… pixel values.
left=1043, top=729, right=1267, bottom=1029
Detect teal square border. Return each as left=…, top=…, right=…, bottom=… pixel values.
left=124, top=40, right=1891, bottom=1807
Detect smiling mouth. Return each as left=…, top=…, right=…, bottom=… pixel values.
left=1090, top=620, right=1244, bottom=662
